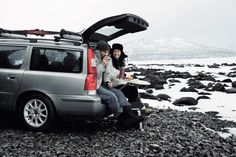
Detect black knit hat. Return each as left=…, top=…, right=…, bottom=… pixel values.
left=96, top=40, right=110, bottom=51
left=111, top=43, right=128, bottom=58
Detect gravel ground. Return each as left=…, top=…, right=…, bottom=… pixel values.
left=1, top=64, right=236, bottom=156
left=1, top=108, right=236, bottom=157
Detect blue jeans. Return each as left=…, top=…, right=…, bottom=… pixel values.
left=109, top=87, right=130, bottom=108
left=97, top=86, right=122, bottom=113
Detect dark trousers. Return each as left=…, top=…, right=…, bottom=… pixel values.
left=115, top=85, right=144, bottom=109
left=116, top=85, right=139, bottom=101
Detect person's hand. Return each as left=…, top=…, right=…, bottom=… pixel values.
left=102, top=56, right=110, bottom=65
left=106, top=81, right=112, bottom=88
left=126, top=75, right=133, bottom=80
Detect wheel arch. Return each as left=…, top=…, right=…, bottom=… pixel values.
left=15, top=90, right=57, bottom=115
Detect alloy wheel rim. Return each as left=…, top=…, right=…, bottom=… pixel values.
left=24, top=99, right=48, bottom=128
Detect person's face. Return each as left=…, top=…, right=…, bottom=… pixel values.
left=101, top=50, right=109, bottom=58
left=112, top=49, right=121, bottom=59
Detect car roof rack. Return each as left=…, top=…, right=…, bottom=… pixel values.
left=0, top=28, right=84, bottom=45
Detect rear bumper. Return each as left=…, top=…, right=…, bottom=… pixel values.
left=48, top=94, right=106, bottom=117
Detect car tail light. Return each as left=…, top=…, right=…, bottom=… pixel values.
left=84, top=48, right=97, bottom=94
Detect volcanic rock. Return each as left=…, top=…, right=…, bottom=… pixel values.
left=173, top=97, right=198, bottom=106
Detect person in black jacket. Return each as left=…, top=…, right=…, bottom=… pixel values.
left=105, top=43, right=140, bottom=102
left=104, top=43, right=153, bottom=114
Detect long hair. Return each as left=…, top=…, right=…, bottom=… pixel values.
left=110, top=43, right=128, bottom=70
left=111, top=55, right=126, bottom=70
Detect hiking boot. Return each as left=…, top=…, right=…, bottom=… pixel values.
left=141, top=107, right=154, bottom=115
left=129, top=101, right=144, bottom=109
left=118, top=106, right=144, bottom=129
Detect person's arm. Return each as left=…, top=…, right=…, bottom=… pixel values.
left=104, top=61, right=116, bottom=89
left=96, top=54, right=110, bottom=76
left=104, top=61, right=112, bottom=83
left=96, top=58, right=105, bottom=76
left=96, top=54, right=109, bottom=89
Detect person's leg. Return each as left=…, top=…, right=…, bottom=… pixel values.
left=117, top=85, right=139, bottom=102
left=117, top=85, right=152, bottom=115
left=97, top=87, right=122, bottom=113
left=108, top=87, right=144, bottom=129
left=109, top=87, right=130, bottom=108
left=116, top=85, right=144, bottom=109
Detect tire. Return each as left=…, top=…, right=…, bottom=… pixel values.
left=19, top=94, right=55, bottom=131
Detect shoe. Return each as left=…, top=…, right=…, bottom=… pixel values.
left=129, top=101, right=144, bottom=109
left=118, top=114, right=144, bottom=129
left=141, top=107, right=153, bottom=115
left=118, top=106, right=144, bottom=129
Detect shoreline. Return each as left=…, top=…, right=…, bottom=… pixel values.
left=130, top=56, right=236, bottom=65
left=127, top=59, right=236, bottom=137
left=0, top=57, right=236, bottom=156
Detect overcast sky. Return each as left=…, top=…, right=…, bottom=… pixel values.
left=1, top=0, right=235, bottom=50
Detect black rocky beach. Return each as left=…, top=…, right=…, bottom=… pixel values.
left=1, top=62, right=236, bottom=157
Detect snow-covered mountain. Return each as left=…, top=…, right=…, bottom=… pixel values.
left=121, top=38, right=236, bottom=61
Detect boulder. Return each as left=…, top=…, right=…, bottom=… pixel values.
left=140, top=92, right=159, bottom=100
left=156, top=94, right=171, bottom=101
left=195, top=72, right=216, bottom=82
left=187, top=79, right=206, bottom=89
left=198, top=92, right=212, bottom=95
left=168, top=79, right=181, bottom=83
left=196, top=96, right=210, bottom=101
left=180, top=87, right=198, bottom=93
left=146, top=89, right=154, bottom=94
left=154, top=84, right=164, bottom=90
left=188, top=107, right=199, bottom=110
left=218, top=72, right=226, bottom=75
left=194, top=64, right=204, bottom=67
left=222, top=79, right=232, bottom=83
left=227, top=71, right=236, bottom=77
left=225, top=88, right=236, bottom=94
left=212, top=83, right=225, bottom=91
left=207, top=63, right=220, bottom=68
left=173, top=97, right=198, bottom=106
left=232, top=81, right=236, bottom=88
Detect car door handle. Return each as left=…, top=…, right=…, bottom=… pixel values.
left=7, top=75, right=16, bottom=80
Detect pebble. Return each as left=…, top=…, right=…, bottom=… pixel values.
left=1, top=64, right=236, bottom=156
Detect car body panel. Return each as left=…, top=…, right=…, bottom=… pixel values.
left=48, top=94, right=106, bottom=116
left=82, top=13, right=149, bottom=43
left=0, top=69, right=24, bottom=110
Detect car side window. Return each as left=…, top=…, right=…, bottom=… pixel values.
left=0, top=45, right=27, bottom=69
left=30, top=47, right=83, bottom=73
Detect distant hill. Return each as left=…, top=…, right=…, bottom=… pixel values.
left=122, top=38, right=236, bottom=61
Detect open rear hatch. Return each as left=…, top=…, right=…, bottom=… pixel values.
left=82, top=13, right=149, bottom=43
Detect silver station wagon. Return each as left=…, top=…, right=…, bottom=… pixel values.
left=0, top=14, right=149, bottom=131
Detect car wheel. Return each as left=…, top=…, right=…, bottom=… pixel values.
left=19, top=94, right=55, bottom=131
